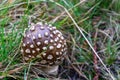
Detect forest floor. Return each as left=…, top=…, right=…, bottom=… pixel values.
left=0, top=0, right=120, bottom=80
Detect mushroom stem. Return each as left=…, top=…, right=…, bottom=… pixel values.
left=40, top=65, right=59, bottom=76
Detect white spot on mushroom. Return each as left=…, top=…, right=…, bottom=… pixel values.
left=52, top=27, right=56, bottom=30
left=27, top=34, right=30, bottom=37
left=47, top=55, right=53, bottom=59
left=50, top=34, right=53, bottom=38
left=40, top=26, right=44, bottom=30
left=58, top=34, right=61, bottom=37
left=56, top=52, right=59, bottom=55
left=57, top=43, right=61, bottom=48
left=61, top=36, right=64, bottom=40
left=60, top=52, right=62, bottom=55
left=44, top=32, right=49, bottom=37
left=61, top=49, right=64, bottom=52
left=49, top=27, right=53, bottom=31
left=42, top=53, right=46, bottom=56
left=53, top=31, right=57, bottom=34
left=59, top=40, right=62, bottom=43
left=37, top=42, right=41, bottom=46
left=37, top=22, right=42, bottom=25
left=50, top=39, right=54, bottom=43
left=27, top=42, right=29, bottom=44
left=44, top=40, right=49, bottom=44
left=36, top=48, right=40, bottom=51
left=25, top=49, right=30, bottom=53
left=38, top=34, right=42, bottom=38
left=31, top=23, right=34, bottom=26
left=64, top=42, right=66, bottom=45
left=49, top=46, right=54, bottom=50
left=32, top=50, right=35, bottom=53
left=32, top=36, right=36, bottom=40
left=42, top=47, right=47, bottom=50
left=23, top=43, right=26, bottom=47
left=62, top=45, right=64, bottom=48
left=28, top=55, right=32, bottom=57
left=24, top=57, right=29, bottom=61
left=30, top=26, right=35, bottom=31
left=30, top=44, right=34, bottom=48
left=54, top=37, right=59, bottom=42
left=64, top=48, right=67, bottom=51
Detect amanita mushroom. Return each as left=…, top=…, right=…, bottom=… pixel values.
left=21, top=22, right=67, bottom=75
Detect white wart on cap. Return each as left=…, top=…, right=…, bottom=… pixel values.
left=21, top=22, right=67, bottom=65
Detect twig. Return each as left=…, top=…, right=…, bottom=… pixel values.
left=93, top=29, right=99, bottom=80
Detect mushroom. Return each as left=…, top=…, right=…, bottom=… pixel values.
left=21, top=22, right=67, bottom=75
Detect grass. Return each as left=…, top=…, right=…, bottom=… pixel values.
left=0, top=0, right=120, bottom=80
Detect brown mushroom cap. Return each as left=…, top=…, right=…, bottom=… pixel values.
left=21, top=22, right=67, bottom=65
